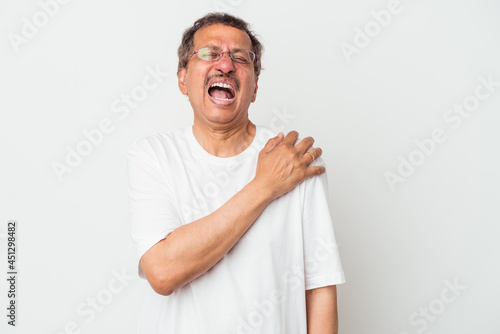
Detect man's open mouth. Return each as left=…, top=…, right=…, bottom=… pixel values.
left=207, top=79, right=236, bottom=102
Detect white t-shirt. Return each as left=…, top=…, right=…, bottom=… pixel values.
left=128, top=124, right=345, bottom=334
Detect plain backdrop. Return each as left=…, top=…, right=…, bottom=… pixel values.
left=1, top=0, right=499, bottom=333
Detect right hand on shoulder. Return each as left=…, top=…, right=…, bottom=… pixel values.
left=253, top=131, right=325, bottom=201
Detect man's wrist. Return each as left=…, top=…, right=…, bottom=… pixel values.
left=247, top=178, right=275, bottom=205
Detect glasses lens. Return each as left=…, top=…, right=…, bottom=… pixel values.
left=197, top=47, right=221, bottom=61
left=231, top=50, right=254, bottom=63
left=195, top=47, right=255, bottom=63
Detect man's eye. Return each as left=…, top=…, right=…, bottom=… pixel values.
left=232, top=52, right=249, bottom=62
left=198, top=47, right=221, bottom=60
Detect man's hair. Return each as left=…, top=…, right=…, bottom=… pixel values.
left=177, top=12, right=263, bottom=77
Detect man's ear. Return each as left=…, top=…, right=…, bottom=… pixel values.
left=178, top=67, right=188, bottom=95
left=251, top=76, right=259, bottom=103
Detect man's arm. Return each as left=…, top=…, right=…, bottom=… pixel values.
left=140, top=131, right=325, bottom=296
left=306, top=285, right=338, bottom=334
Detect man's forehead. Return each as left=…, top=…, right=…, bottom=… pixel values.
left=193, top=24, right=252, bottom=49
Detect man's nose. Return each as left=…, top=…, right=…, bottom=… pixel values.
left=214, top=52, right=235, bottom=73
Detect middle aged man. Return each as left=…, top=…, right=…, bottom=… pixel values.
left=128, top=12, right=345, bottom=334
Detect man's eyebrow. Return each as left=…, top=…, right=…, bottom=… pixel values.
left=200, top=44, right=248, bottom=51
left=201, top=44, right=221, bottom=49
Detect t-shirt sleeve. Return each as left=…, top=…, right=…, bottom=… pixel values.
left=127, top=137, right=182, bottom=279
left=302, top=157, right=346, bottom=290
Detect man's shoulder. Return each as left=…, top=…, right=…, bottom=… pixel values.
left=127, top=126, right=189, bottom=159
left=254, top=124, right=276, bottom=136
left=253, top=124, right=278, bottom=149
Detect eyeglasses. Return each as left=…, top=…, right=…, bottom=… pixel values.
left=187, top=46, right=257, bottom=64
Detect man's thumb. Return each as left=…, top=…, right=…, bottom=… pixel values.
left=263, top=132, right=284, bottom=152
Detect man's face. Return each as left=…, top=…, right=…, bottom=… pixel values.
left=178, top=24, right=259, bottom=126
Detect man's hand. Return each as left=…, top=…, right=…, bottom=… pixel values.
left=253, top=131, right=325, bottom=201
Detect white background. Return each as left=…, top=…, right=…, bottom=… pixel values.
left=1, top=0, right=499, bottom=333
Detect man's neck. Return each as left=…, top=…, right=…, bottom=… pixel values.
left=192, top=119, right=256, bottom=158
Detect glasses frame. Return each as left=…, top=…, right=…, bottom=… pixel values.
left=186, top=46, right=258, bottom=64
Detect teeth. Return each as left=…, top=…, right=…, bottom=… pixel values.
left=213, top=97, right=233, bottom=101
left=210, top=82, right=234, bottom=91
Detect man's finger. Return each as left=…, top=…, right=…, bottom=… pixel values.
left=305, top=165, right=326, bottom=178
left=295, top=136, right=315, bottom=154
left=304, top=147, right=322, bottom=164
left=262, top=132, right=284, bottom=153
left=275, top=132, right=284, bottom=146
left=282, top=131, right=299, bottom=146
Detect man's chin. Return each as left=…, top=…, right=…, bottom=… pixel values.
left=197, top=105, right=242, bottom=124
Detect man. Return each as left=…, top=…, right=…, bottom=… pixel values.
left=128, top=12, right=345, bottom=333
